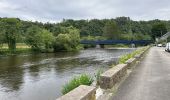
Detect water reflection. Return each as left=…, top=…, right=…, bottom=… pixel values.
left=0, top=48, right=135, bottom=100
left=0, top=56, right=24, bottom=92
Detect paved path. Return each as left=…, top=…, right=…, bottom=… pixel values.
left=111, top=47, right=170, bottom=100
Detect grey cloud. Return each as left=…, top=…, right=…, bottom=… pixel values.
left=0, top=0, right=170, bottom=23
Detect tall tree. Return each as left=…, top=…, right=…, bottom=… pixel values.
left=103, top=21, right=120, bottom=40
left=25, top=25, right=55, bottom=51
left=53, top=26, right=80, bottom=51
left=0, top=18, right=21, bottom=51
left=115, top=17, right=131, bottom=33
left=151, top=23, right=167, bottom=40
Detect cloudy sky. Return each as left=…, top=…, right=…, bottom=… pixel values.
left=0, top=0, right=170, bottom=23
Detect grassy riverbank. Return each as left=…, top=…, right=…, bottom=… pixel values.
left=62, top=74, right=93, bottom=95
left=0, top=48, right=32, bottom=55
left=0, top=43, right=31, bottom=55
left=119, top=46, right=148, bottom=64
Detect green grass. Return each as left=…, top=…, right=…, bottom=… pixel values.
left=95, top=69, right=103, bottom=85
left=0, top=48, right=32, bottom=55
left=119, top=47, right=148, bottom=64
left=61, top=74, right=93, bottom=95
left=0, top=43, right=32, bottom=55
left=1, top=43, right=30, bottom=49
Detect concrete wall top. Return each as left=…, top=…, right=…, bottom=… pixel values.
left=56, top=85, right=96, bottom=100
left=100, top=64, right=127, bottom=78
left=125, top=58, right=136, bottom=64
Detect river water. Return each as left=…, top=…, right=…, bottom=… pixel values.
left=0, top=48, right=135, bottom=100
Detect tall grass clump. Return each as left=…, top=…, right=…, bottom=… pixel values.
left=61, top=74, right=93, bottom=95
left=95, top=69, right=103, bottom=85
left=119, top=53, right=132, bottom=64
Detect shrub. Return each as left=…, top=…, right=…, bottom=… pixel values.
left=61, top=74, right=93, bottom=95
left=53, top=26, right=80, bottom=52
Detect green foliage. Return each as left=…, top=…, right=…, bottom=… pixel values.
left=41, top=29, right=55, bottom=50
left=0, top=48, right=31, bottom=55
left=62, top=74, right=93, bottom=95
left=119, top=53, right=132, bottom=64
left=0, top=18, right=22, bottom=51
left=25, top=25, right=55, bottom=51
left=167, top=36, right=170, bottom=42
left=95, top=69, right=103, bottom=85
left=53, top=26, right=80, bottom=51
left=103, top=21, right=120, bottom=40
left=115, top=17, right=131, bottom=33
left=151, top=23, right=167, bottom=39
left=0, top=17, right=165, bottom=53
left=119, top=47, right=147, bottom=64
left=0, top=32, right=5, bottom=49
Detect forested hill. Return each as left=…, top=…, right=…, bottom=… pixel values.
left=0, top=17, right=169, bottom=52
left=23, top=17, right=169, bottom=38
left=1, top=17, right=169, bottom=38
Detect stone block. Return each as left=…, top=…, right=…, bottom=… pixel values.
left=57, top=85, right=96, bottom=100
left=99, top=64, right=127, bottom=89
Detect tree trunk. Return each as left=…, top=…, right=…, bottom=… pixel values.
left=8, top=39, right=16, bottom=52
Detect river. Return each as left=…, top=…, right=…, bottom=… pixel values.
left=0, top=48, right=135, bottom=100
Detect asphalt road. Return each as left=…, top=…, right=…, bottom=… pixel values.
left=111, top=47, right=170, bottom=100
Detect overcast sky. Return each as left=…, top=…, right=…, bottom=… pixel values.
left=0, top=0, right=170, bottom=23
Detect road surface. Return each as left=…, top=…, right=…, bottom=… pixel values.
left=111, top=47, right=170, bottom=100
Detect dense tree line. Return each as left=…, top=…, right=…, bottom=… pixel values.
left=0, top=17, right=169, bottom=52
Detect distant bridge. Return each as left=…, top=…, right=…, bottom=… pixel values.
left=80, top=40, right=153, bottom=45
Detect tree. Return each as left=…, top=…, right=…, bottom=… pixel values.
left=25, top=25, right=54, bottom=51
left=115, top=17, right=131, bottom=33
left=103, top=21, right=120, bottom=40
left=151, top=23, right=167, bottom=40
left=0, top=18, right=21, bottom=51
left=0, top=32, right=5, bottom=49
left=53, top=26, right=80, bottom=51
left=41, top=29, right=55, bottom=50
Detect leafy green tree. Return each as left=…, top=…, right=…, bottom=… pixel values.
left=25, top=25, right=42, bottom=50
left=0, top=18, right=21, bottom=51
left=53, top=26, right=80, bottom=51
left=151, top=23, right=167, bottom=40
left=25, top=25, right=54, bottom=51
left=115, top=17, right=131, bottom=33
left=54, top=34, right=71, bottom=51
left=103, top=21, right=120, bottom=40
left=41, top=29, right=55, bottom=50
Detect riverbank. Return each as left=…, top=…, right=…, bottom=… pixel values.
left=0, top=48, right=32, bottom=56
left=0, top=48, right=134, bottom=100
left=56, top=46, right=150, bottom=100
left=0, top=44, right=133, bottom=56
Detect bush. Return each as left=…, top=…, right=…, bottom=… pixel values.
left=61, top=74, right=93, bottom=95
left=53, top=26, right=80, bottom=52
left=25, top=25, right=55, bottom=51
